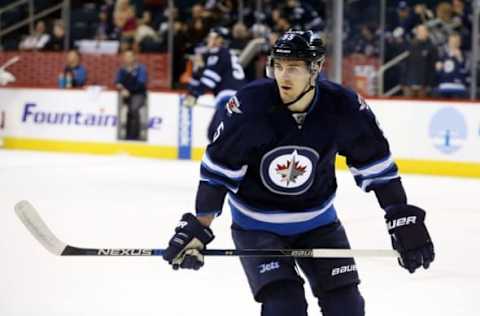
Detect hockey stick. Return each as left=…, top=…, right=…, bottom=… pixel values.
left=193, top=102, right=215, bottom=109
left=0, top=56, right=20, bottom=71
left=15, top=200, right=399, bottom=258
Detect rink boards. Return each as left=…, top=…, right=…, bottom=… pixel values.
left=0, top=87, right=479, bottom=177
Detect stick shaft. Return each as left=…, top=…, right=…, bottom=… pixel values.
left=15, top=200, right=398, bottom=259
left=61, top=246, right=397, bottom=258
left=0, top=56, right=19, bottom=70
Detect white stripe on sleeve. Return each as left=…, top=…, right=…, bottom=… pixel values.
left=200, top=77, right=216, bottom=88
left=203, top=69, right=221, bottom=82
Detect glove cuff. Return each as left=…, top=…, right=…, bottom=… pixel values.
left=177, top=213, right=215, bottom=244
left=384, top=204, right=426, bottom=233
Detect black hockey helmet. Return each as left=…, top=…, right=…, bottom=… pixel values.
left=271, top=30, right=325, bottom=61
left=267, top=30, right=326, bottom=79
left=209, top=26, right=230, bottom=40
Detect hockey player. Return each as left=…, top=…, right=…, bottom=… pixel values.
left=183, top=26, right=246, bottom=139
left=163, top=30, right=435, bottom=316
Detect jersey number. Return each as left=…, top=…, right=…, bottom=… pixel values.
left=231, top=55, right=245, bottom=80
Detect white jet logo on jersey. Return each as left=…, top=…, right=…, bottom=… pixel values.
left=269, top=150, right=312, bottom=189
left=260, top=146, right=318, bottom=196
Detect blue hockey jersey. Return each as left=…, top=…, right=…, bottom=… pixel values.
left=188, top=46, right=246, bottom=104
left=436, top=51, right=468, bottom=93
left=196, top=79, right=401, bottom=235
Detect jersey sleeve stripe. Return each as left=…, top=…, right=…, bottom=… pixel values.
left=348, top=155, right=400, bottom=192
left=360, top=174, right=400, bottom=192
left=199, top=175, right=240, bottom=193
left=203, top=69, right=222, bottom=82
left=189, top=79, right=200, bottom=86
left=202, top=153, right=248, bottom=179
left=348, top=155, right=395, bottom=177
left=200, top=77, right=216, bottom=88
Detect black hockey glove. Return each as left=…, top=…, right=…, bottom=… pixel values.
left=385, top=205, right=435, bottom=273
left=163, top=213, right=214, bottom=270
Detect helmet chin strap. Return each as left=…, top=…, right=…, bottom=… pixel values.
left=283, top=84, right=314, bottom=107
left=281, top=63, right=321, bottom=108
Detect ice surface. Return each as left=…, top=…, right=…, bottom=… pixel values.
left=1, top=149, right=479, bottom=316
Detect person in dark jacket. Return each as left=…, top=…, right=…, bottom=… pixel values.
left=115, top=49, right=148, bottom=140
left=401, top=24, right=438, bottom=97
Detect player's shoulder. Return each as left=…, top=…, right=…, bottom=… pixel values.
left=317, top=79, right=356, bottom=100
left=317, top=79, right=366, bottom=115
left=233, top=78, right=279, bottom=114
left=204, top=47, right=227, bottom=67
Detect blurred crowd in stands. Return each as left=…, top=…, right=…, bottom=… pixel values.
left=0, top=0, right=475, bottom=98
left=383, top=0, right=472, bottom=98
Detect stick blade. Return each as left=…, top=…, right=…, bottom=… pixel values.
left=15, top=200, right=66, bottom=255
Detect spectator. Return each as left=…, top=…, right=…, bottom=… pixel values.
left=157, top=5, right=180, bottom=47
left=451, top=0, right=472, bottom=50
left=401, top=24, right=437, bottom=97
left=45, top=20, right=65, bottom=51
left=58, top=50, right=87, bottom=88
left=19, top=20, right=50, bottom=51
left=434, top=32, right=468, bottom=98
left=346, top=24, right=379, bottom=57
left=205, top=0, right=235, bottom=26
left=285, top=0, right=324, bottom=32
left=135, top=10, right=159, bottom=51
left=426, top=2, right=462, bottom=48
left=271, top=8, right=291, bottom=33
left=115, top=50, right=148, bottom=140
left=113, top=1, right=138, bottom=51
left=185, top=4, right=214, bottom=53
left=95, top=11, right=111, bottom=41
left=389, top=1, right=421, bottom=41
left=230, top=22, right=251, bottom=51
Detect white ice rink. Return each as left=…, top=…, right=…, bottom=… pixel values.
left=1, top=149, right=479, bottom=316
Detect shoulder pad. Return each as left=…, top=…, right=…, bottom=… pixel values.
left=317, top=80, right=367, bottom=114
left=232, top=79, right=278, bottom=115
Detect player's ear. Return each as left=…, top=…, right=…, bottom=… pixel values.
left=310, top=58, right=324, bottom=85
left=266, top=57, right=275, bottom=79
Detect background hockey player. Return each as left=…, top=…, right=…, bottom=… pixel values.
left=163, top=30, right=435, bottom=316
left=183, top=26, right=246, bottom=140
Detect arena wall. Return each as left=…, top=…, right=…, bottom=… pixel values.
left=0, top=87, right=478, bottom=177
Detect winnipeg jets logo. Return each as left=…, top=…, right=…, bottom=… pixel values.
left=260, top=146, right=319, bottom=196
left=275, top=150, right=307, bottom=186
left=357, top=93, right=370, bottom=111
left=207, top=56, right=219, bottom=66
left=225, top=96, right=242, bottom=116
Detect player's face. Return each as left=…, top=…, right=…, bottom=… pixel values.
left=207, top=33, right=222, bottom=49
left=273, top=59, right=311, bottom=103
left=123, top=51, right=135, bottom=66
